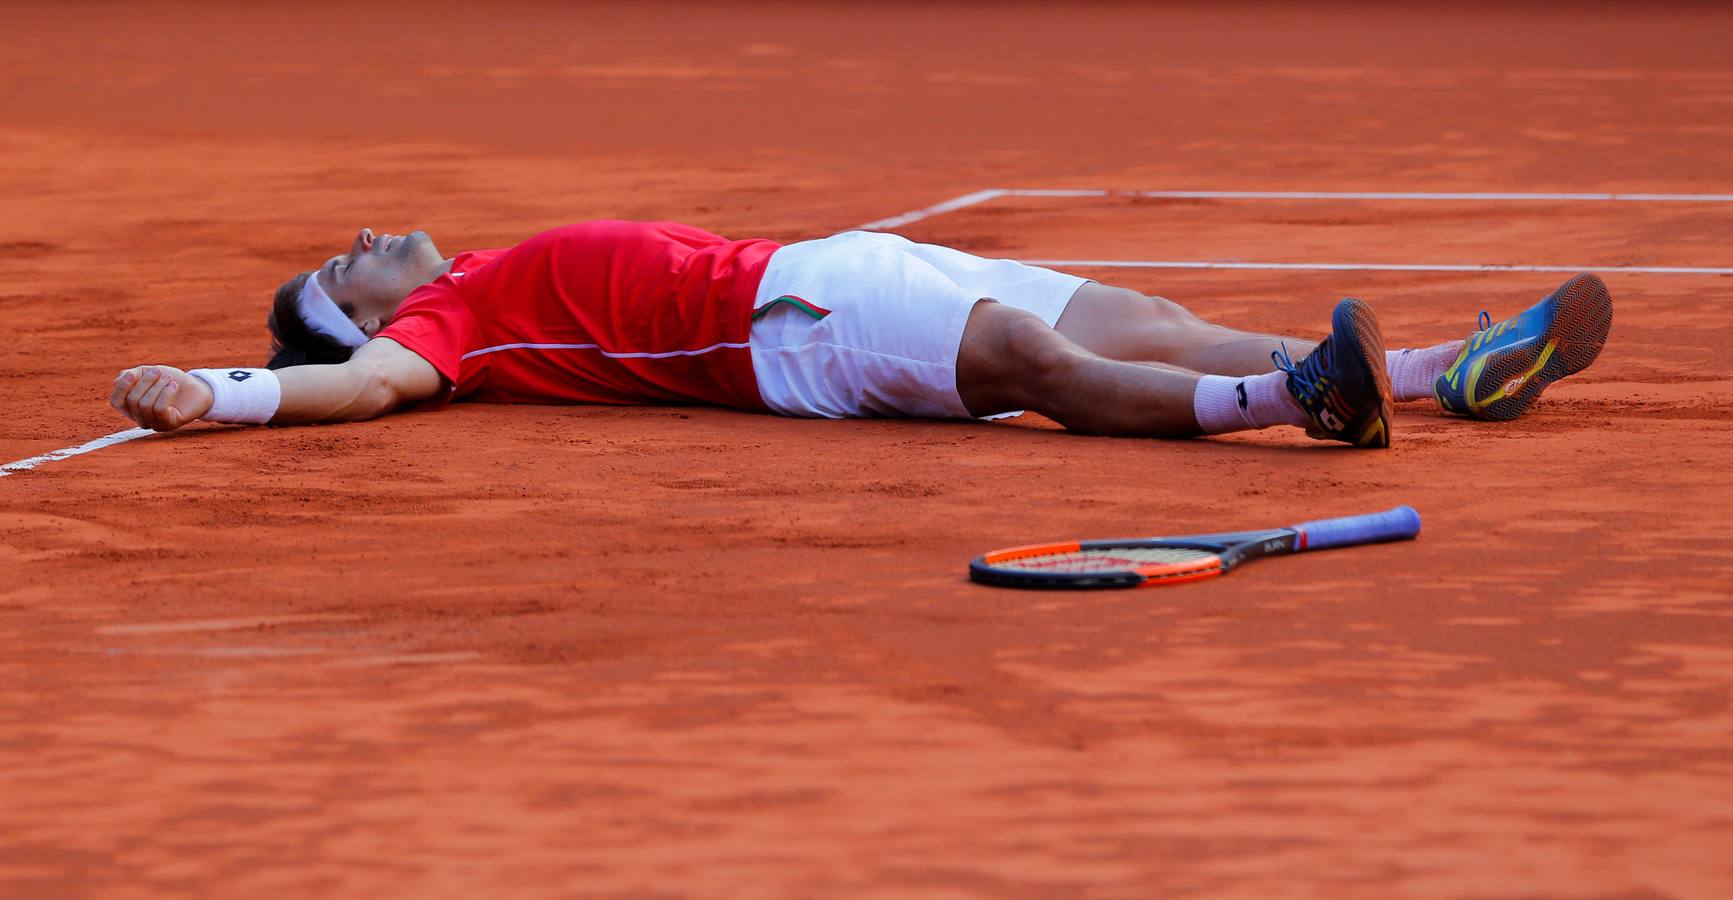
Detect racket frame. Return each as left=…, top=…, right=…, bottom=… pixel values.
left=969, top=506, right=1422, bottom=590
left=970, top=528, right=1296, bottom=589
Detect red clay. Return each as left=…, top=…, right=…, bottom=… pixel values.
left=3, top=2, right=1732, bottom=896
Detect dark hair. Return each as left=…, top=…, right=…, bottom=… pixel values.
left=265, top=271, right=355, bottom=369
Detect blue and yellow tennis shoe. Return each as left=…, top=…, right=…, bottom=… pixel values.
left=1275, top=297, right=1394, bottom=448
left=1434, top=273, right=1612, bottom=421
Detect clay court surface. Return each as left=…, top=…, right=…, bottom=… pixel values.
left=4, top=2, right=1733, bottom=896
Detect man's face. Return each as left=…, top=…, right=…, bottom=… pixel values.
left=316, top=228, right=443, bottom=336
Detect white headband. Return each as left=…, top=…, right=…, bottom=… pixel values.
left=297, top=271, right=369, bottom=348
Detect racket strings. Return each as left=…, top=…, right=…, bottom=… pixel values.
left=993, top=546, right=1216, bottom=574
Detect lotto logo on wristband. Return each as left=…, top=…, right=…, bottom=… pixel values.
left=191, top=367, right=280, bottom=424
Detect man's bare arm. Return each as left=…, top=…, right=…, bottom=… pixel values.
left=272, top=338, right=443, bottom=423
left=110, top=338, right=443, bottom=432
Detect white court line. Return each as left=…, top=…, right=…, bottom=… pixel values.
left=1011, top=188, right=1733, bottom=202
left=1021, top=259, right=1733, bottom=275
left=858, top=187, right=1733, bottom=230
left=860, top=187, right=1733, bottom=275
left=0, top=428, right=152, bottom=478
left=856, top=189, right=1010, bottom=231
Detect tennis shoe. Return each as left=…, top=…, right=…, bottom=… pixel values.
left=1433, top=273, right=1612, bottom=421
left=1275, top=297, right=1394, bottom=448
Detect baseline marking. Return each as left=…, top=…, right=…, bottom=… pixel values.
left=858, top=187, right=1733, bottom=230
left=0, top=428, right=152, bottom=479
left=1020, top=259, right=1733, bottom=275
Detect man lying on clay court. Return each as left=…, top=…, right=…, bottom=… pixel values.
left=108, top=221, right=1612, bottom=446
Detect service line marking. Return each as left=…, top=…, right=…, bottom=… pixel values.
left=89, top=646, right=332, bottom=658
left=857, top=187, right=1733, bottom=275
left=333, top=651, right=484, bottom=667
left=0, top=427, right=153, bottom=478
left=857, top=187, right=1733, bottom=230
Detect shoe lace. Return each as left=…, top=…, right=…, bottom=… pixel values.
left=1461, top=310, right=1495, bottom=351
left=1271, top=340, right=1329, bottom=400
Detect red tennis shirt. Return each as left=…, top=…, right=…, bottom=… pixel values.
left=377, top=221, right=780, bottom=411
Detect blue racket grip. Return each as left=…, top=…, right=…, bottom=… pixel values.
left=1292, top=506, right=1421, bottom=551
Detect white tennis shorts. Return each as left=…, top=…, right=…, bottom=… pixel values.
left=749, top=231, right=1090, bottom=418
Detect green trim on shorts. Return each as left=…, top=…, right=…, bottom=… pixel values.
left=751, top=295, right=832, bottom=322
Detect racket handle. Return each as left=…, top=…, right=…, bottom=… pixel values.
left=1292, top=506, right=1421, bottom=551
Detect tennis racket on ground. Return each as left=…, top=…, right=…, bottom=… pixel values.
left=970, top=506, right=1421, bottom=589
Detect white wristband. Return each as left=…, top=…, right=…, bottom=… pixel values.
left=189, top=368, right=282, bottom=424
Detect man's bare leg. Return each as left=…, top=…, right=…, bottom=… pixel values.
left=1054, top=283, right=1315, bottom=375
left=956, top=300, right=1207, bottom=437
left=958, top=297, right=1403, bottom=448
left=1053, top=282, right=1463, bottom=403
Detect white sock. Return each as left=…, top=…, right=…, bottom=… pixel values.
left=1385, top=342, right=1464, bottom=402
left=1193, top=371, right=1310, bottom=434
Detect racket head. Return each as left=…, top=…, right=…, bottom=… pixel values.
left=970, top=538, right=1236, bottom=589
left=970, top=527, right=1299, bottom=590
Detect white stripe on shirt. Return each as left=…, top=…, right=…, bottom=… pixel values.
left=459, top=340, right=751, bottom=362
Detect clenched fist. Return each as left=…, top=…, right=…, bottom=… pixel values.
left=110, top=365, right=214, bottom=432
